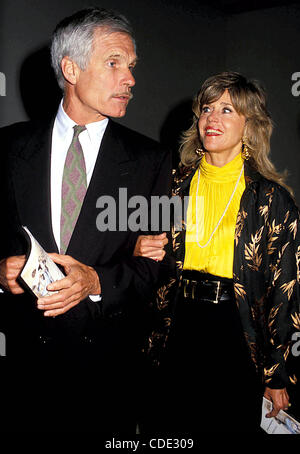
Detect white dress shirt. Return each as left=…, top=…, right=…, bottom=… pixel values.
left=51, top=100, right=108, bottom=301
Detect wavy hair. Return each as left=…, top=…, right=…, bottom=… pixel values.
left=180, top=71, right=290, bottom=191
left=50, top=7, right=135, bottom=90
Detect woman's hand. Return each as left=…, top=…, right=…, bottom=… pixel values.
left=133, top=233, right=168, bottom=262
left=264, top=387, right=290, bottom=417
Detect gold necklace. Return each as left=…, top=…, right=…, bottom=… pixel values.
left=195, top=164, right=244, bottom=248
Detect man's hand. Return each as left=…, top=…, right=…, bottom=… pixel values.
left=36, top=253, right=101, bottom=317
left=264, top=387, right=290, bottom=418
left=0, top=256, right=26, bottom=294
left=133, top=233, right=168, bottom=261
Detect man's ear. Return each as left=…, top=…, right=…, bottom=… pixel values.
left=61, top=56, right=80, bottom=85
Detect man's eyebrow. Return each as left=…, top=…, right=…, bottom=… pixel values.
left=106, top=53, right=122, bottom=59
left=106, top=54, right=138, bottom=64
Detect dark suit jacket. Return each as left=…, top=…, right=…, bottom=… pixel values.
left=0, top=117, right=172, bottom=362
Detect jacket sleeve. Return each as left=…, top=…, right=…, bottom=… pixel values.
left=263, top=197, right=300, bottom=388
left=91, top=148, right=173, bottom=318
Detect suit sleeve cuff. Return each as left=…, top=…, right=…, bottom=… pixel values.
left=89, top=294, right=102, bottom=302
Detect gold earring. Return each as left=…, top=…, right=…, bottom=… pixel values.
left=195, top=147, right=205, bottom=158
left=241, top=138, right=250, bottom=160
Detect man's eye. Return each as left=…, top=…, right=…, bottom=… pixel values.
left=129, top=65, right=135, bottom=73
left=107, top=61, right=116, bottom=67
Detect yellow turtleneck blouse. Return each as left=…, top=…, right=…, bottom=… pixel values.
left=183, top=152, right=245, bottom=279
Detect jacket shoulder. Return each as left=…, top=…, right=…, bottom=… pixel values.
left=254, top=174, right=299, bottom=215
left=110, top=121, right=167, bottom=154
left=0, top=119, right=49, bottom=148
left=0, top=120, right=39, bottom=136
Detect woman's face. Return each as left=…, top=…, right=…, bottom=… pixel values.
left=198, top=90, right=246, bottom=164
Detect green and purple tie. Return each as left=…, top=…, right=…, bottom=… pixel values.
left=60, top=125, right=87, bottom=254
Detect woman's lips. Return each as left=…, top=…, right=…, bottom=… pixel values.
left=205, top=127, right=223, bottom=136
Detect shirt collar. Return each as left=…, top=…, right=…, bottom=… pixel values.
left=56, top=99, right=109, bottom=143
left=200, top=152, right=244, bottom=183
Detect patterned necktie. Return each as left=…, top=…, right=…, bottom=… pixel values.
left=60, top=125, right=87, bottom=254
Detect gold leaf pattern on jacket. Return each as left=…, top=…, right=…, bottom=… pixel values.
left=283, top=344, right=290, bottom=362
left=156, top=278, right=176, bottom=310
left=244, top=226, right=264, bottom=271
left=271, top=268, right=281, bottom=287
left=268, top=303, right=282, bottom=344
left=280, top=279, right=296, bottom=301
left=176, top=260, right=183, bottom=271
left=171, top=226, right=181, bottom=252
left=234, top=282, right=246, bottom=301
left=264, top=363, right=279, bottom=382
left=267, top=220, right=282, bottom=255
left=235, top=209, right=247, bottom=246
left=259, top=204, right=269, bottom=223
left=291, top=312, right=300, bottom=330
left=284, top=210, right=290, bottom=225
left=296, top=246, right=300, bottom=283
left=265, top=187, right=274, bottom=215
left=244, top=332, right=260, bottom=370
left=289, top=219, right=297, bottom=240
left=270, top=242, right=289, bottom=280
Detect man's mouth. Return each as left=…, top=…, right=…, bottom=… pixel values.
left=113, top=93, right=133, bottom=102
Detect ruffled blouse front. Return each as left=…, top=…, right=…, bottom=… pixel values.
left=183, top=153, right=245, bottom=278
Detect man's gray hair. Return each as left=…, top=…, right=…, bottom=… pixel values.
left=50, top=7, right=135, bottom=90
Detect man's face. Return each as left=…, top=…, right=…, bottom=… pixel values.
left=65, top=29, right=137, bottom=123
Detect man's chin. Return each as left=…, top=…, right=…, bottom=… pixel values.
left=110, top=110, right=127, bottom=118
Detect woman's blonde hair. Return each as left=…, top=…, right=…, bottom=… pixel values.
left=180, top=71, right=290, bottom=191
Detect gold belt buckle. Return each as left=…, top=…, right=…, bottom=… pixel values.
left=183, top=279, right=197, bottom=299
left=183, top=279, right=190, bottom=298
left=213, top=281, right=221, bottom=304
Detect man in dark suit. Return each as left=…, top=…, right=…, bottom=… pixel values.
left=0, top=7, right=171, bottom=432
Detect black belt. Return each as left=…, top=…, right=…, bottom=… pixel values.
left=181, top=271, right=234, bottom=304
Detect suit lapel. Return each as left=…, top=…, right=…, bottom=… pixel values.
left=11, top=120, right=58, bottom=253
left=12, top=119, right=136, bottom=262
left=66, top=120, right=137, bottom=264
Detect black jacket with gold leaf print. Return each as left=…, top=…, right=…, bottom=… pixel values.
left=145, top=161, right=300, bottom=389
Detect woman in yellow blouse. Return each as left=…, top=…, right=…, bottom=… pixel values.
left=135, top=72, right=299, bottom=434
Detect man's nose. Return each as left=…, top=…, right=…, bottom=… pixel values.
left=124, top=69, right=135, bottom=88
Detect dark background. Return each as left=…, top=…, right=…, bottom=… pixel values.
left=1, top=0, right=300, bottom=425
left=1, top=0, right=300, bottom=202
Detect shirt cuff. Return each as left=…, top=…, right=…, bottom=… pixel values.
left=89, top=294, right=102, bottom=302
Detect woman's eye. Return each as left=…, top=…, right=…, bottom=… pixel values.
left=223, top=107, right=232, bottom=113
left=201, top=106, right=210, bottom=113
